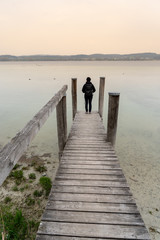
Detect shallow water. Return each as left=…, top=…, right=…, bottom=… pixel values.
left=0, top=61, right=160, bottom=238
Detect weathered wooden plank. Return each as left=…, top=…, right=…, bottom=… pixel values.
left=60, top=160, right=120, bottom=165
left=61, top=156, right=118, bottom=161
left=64, top=146, right=114, bottom=150
left=63, top=150, right=115, bottom=154
left=59, top=164, right=121, bottom=170
left=51, top=185, right=131, bottom=195
left=36, top=235, right=120, bottom=240
left=37, top=222, right=150, bottom=239
left=46, top=200, right=139, bottom=213
left=56, top=95, right=67, bottom=157
left=54, top=180, right=128, bottom=187
left=99, top=77, right=105, bottom=118
left=57, top=168, right=124, bottom=175
left=42, top=210, right=144, bottom=226
left=49, top=192, right=135, bottom=204
left=71, top=78, right=77, bottom=119
left=61, top=152, right=116, bottom=156
left=56, top=174, right=125, bottom=181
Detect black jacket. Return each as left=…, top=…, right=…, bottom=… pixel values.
left=82, top=82, right=96, bottom=97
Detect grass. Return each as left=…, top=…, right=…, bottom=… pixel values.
left=33, top=190, right=43, bottom=198
left=28, top=173, right=36, bottom=180
left=35, top=165, right=47, bottom=173
left=25, top=197, right=35, bottom=206
left=39, top=177, right=52, bottom=196
left=0, top=205, right=39, bottom=240
left=4, top=197, right=11, bottom=204
left=12, top=186, right=19, bottom=192
left=12, top=170, right=24, bottom=179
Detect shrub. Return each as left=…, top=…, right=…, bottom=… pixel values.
left=33, top=190, right=43, bottom=197
left=12, top=186, right=19, bottom=191
left=4, top=197, right=12, bottom=204
left=35, top=165, right=47, bottom=173
left=12, top=170, right=23, bottom=179
left=25, top=197, right=35, bottom=206
left=39, top=177, right=52, bottom=196
left=29, top=173, right=36, bottom=180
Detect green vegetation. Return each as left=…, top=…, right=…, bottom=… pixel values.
left=39, top=177, right=52, bottom=196
left=29, top=173, right=36, bottom=180
left=13, top=164, right=21, bottom=170
left=12, top=186, right=19, bottom=192
left=33, top=190, right=43, bottom=198
left=35, top=165, right=47, bottom=173
left=0, top=206, right=39, bottom=240
left=4, top=197, right=11, bottom=204
left=25, top=197, right=35, bottom=206
left=12, top=170, right=23, bottom=179
left=20, top=184, right=29, bottom=192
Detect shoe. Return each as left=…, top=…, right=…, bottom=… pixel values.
left=85, top=112, right=88, bottom=114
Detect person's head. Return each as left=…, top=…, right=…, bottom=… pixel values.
left=86, top=77, right=91, bottom=82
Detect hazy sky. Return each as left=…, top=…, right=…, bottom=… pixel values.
left=1, top=0, right=160, bottom=55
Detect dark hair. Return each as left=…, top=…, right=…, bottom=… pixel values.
left=86, top=77, right=91, bottom=82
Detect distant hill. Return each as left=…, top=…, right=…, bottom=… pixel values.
left=0, top=53, right=160, bottom=61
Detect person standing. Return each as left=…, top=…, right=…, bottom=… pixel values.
left=82, top=77, right=96, bottom=113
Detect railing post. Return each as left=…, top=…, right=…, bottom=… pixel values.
left=56, top=95, right=67, bottom=159
left=107, top=93, right=120, bottom=147
left=98, top=77, right=105, bottom=118
left=72, top=78, right=77, bottom=119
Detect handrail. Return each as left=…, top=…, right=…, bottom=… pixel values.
left=0, top=85, right=68, bottom=186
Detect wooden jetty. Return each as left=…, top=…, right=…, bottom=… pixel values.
left=0, top=78, right=150, bottom=239
left=36, top=111, right=150, bottom=239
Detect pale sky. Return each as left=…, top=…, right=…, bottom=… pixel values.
left=0, top=0, right=160, bottom=55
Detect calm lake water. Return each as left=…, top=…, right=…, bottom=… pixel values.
left=0, top=61, right=160, bottom=237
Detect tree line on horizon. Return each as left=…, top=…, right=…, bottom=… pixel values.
left=0, top=53, right=160, bottom=61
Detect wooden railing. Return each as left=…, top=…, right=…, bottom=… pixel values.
left=0, top=85, right=68, bottom=186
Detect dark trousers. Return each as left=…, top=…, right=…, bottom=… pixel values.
left=85, top=95, right=93, bottom=112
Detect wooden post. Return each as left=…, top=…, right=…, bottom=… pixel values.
left=107, top=93, right=120, bottom=147
left=98, top=77, right=105, bottom=118
left=72, top=78, right=77, bottom=119
left=56, top=95, right=67, bottom=159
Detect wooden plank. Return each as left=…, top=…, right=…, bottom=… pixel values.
left=51, top=185, right=131, bottom=195
left=63, top=150, right=115, bottom=154
left=56, top=95, right=67, bottom=156
left=59, top=164, right=121, bottom=170
left=36, top=235, right=120, bottom=240
left=46, top=200, right=139, bottom=213
left=56, top=174, right=125, bottom=181
left=42, top=210, right=144, bottom=226
left=60, top=160, right=120, bottom=165
left=64, top=146, right=114, bottom=150
left=99, top=77, right=105, bottom=118
left=49, top=192, right=135, bottom=204
left=61, top=156, right=118, bottom=160
left=62, top=152, right=116, bottom=156
left=37, top=222, right=150, bottom=239
left=36, top=236, right=123, bottom=240
left=54, top=180, right=128, bottom=187
left=57, top=168, right=124, bottom=175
